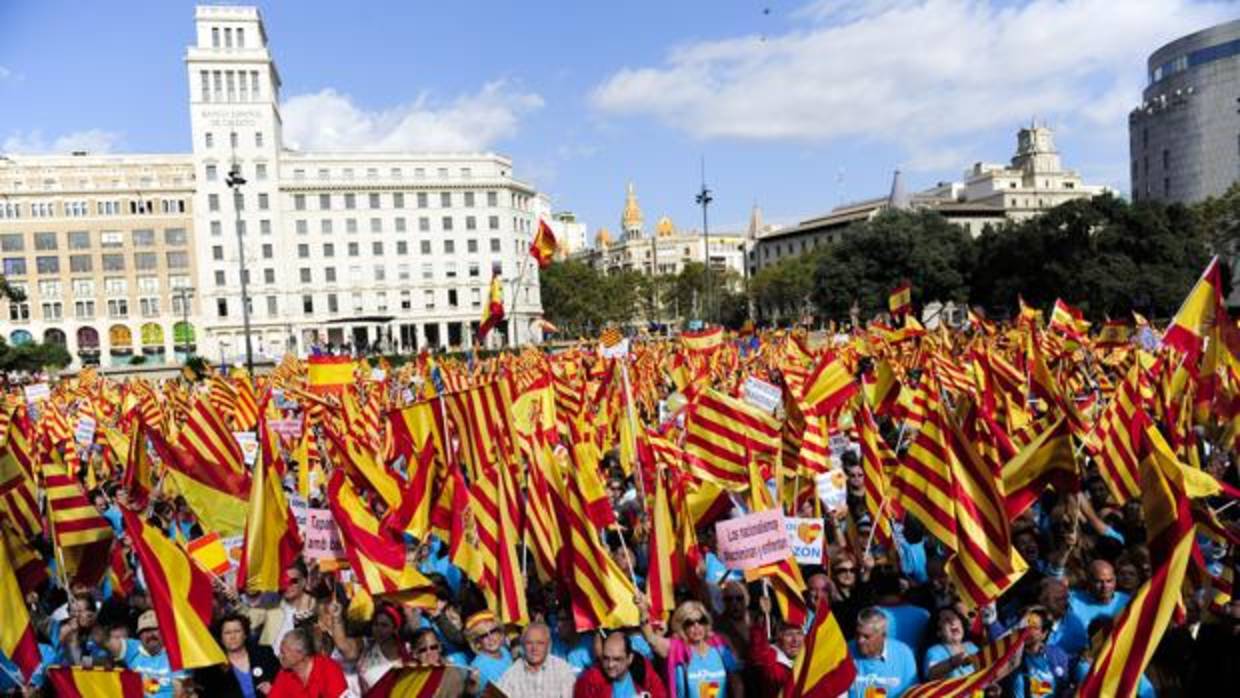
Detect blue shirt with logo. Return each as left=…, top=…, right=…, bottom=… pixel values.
left=676, top=644, right=739, bottom=698
left=923, top=641, right=978, bottom=679
left=848, top=639, right=919, bottom=698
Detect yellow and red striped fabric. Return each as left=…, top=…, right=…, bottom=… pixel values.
left=681, top=326, right=724, bottom=353
left=308, top=355, right=358, bottom=395
left=903, top=627, right=1031, bottom=698
left=0, top=435, right=41, bottom=539
left=556, top=468, right=640, bottom=631
left=47, top=667, right=145, bottom=698
left=386, top=400, right=449, bottom=541
left=888, top=280, right=912, bottom=316
left=478, top=273, right=506, bottom=342
left=800, top=353, right=858, bottom=418
left=121, top=508, right=226, bottom=669
left=1161, top=255, right=1224, bottom=359
left=855, top=403, right=894, bottom=545
left=362, top=666, right=447, bottom=698
left=43, top=461, right=113, bottom=586
left=186, top=532, right=231, bottom=577
left=784, top=595, right=855, bottom=698
left=0, top=518, right=40, bottom=681
left=178, top=398, right=245, bottom=476
left=1001, top=415, right=1077, bottom=520
left=236, top=416, right=303, bottom=593
left=892, top=390, right=958, bottom=553
left=684, top=388, right=780, bottom=491
left=149, top=426, right=250, bottom=537
left=1088, top=361, right=1148, bottom=504
left=645, top=467, right=677, bottom=623
left=529, top=218, right=558, bottom=269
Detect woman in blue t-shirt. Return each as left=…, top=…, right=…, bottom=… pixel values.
left=922, top=607, right=979, bottom=681
left=638, top=597, right=742, bottom=698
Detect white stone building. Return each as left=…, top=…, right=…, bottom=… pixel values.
left=187, top=5, right=542, bottom=361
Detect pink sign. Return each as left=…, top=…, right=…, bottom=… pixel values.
left=714, top=508, right=791, bottom=570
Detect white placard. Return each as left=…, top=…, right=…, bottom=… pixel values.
left=234, top=431, right=258, bottom=466
left=784, top=517, right=827, bottom=565
left=74, top=415, right=97, bottom=446
left=816, top=470, right=848, bottom=513
left=742, top=376, right=783, bottom=414
left=23, top=383, right=50, bottom=404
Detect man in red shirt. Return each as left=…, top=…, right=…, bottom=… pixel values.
left=268, top=627, right=350, bottom=698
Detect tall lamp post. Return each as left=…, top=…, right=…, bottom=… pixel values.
left=225, top=165, right=255, bottom=376
left=695, top=158, right=713, bottom=324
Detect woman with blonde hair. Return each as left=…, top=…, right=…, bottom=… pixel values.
left=637, top=597, right=743, bottom=698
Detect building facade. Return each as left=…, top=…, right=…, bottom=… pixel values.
left=186, top=6, right=542, bottom=362
left=0, top=5, right=549, bottom=370
left=751, top=125, right=1105, bottom=273
left=0, top=154, right=199, bottom=366
left=573, top=183, right=748, bottom=279
left=1129, top=19, right=1240, bottom=203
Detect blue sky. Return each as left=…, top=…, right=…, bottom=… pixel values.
left=1, top=0, right=1235, bottom=237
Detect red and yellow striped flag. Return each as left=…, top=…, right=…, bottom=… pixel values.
left=1161, top=256, right=1225, bottom=359
left=783, top=595, right=855, bottom=698
left=186, top=532, right=231, bottom=577
left=121, top=420, right=154, bottom=509
left=855, top=403, right=894, bottom=545
left=904, top=626, right=1031, bottom=698
left=684, top=388, right=781, bottom=491
left=1087, top=361, right=1148, bottom=504
left=150, top=427, right=250, bottom=537
left=386, top=400, right=449, bottom=541
left=236, top=416, right=304, bottom=593
left=178, top=398, right=245, bottom=476
left=121, top=508, right=226, bottom=669
left=892, top=390, right=958, bottom=553
left=888, top=280, right=912, bottom=316
left=0, top=516, right=40, bottom=681
left=363, top=666, right=449, bottom=698
left=557, top=470, right=640, bottom=631
left=308, top=355, right=357, bottom=396
left=326, top=471, right=436, bottom=607
left=529, top=218, right=558, bottom=269
left=1001, top=415, right=1078, bottom=520
left=478, top=272, right=506, bottom=342
left=645, top=467, right=677, bottom=623
left=681, top=326, right=724, bottom=353
left=0, top=435, right=41, bottom=539
left=43, top=461, right=113, bottom=586
left=47, top=667, right=145, bottom=698
left=800, top=353, right=858, bottom=418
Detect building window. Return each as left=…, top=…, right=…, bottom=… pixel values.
left=369, top=193, right=381, bottom=209
left=297, top=244, right=309, bottom=258
left=303, top=295, right=314, bottom=314
left=393, top=193, right=405, bottom=208
left=296, top=219, right=308, bottom=235
left=345, top=193, right=356, bottom=210
left=488, top=215, right=499, bottom=230
left=319, top=194, right=331, bottom=210
left=166, top=251, right=189, bottom=269
left=107, top=299, right=128, bottom=318
left=139, top=297, right=159, bottom=317
left=324, top=267, right=337, bottom=283
left=208, top=194, right=220, bottom=212
left=263, top=268, right=275, bottom=283
left=321, top=219, right=333, bottom=234
left=447, top=289, right=458, bottom=308
left=442, top=216, right=453, bottom=231
left=262, top=243, right=273, bottom=259
left=33, top=232, right=57, bottom=250
left=417, top=192, right=428, bottom=208
left=369, top=218, right=381, bottom=233
left=69, top=255, right=92, bottom=273
left=34, top=256, right=58, bottom=274
left=266, top=296, right=277, bottom=316
left=217, top=298, right=228, bottom=317
left=465, top=216, right=477, bottom=231
left=487, top=191, right=498, bottom=207
left=348, top=242, right=359, bottom=257
left=1, top=234, right=24, bottom=252
left=490, top=238, right=501, bottom=253
left=327, top=293, right=339, bottom=313
left=467, top=239, right=478, bottom=254
left=419, top=217, right=430, bottom=232
left=164, top=228, right=188, bottom=245
left=374, top=265, right=386, bottom=282
left=295, top=194, right=306, bottom=210
left=420, top=240, right=431, bottom=254
left=395, top=217, right=406, bottom=232
left=256, top=163, right=267, bottom=180
left=74, top=300, right=95, bottom=319
left=424, top=289, right=435, bottom=309
left=372, top=241, right=384, bottom=255
left=210, top=221, right=222, bottom=236
left=258, top=193, right=269, bottom=210
left=260, top=219, right=272, bottom=234
left=323, top=243, right=335, bottom=258
left=134, top=252, right=158, bottom=270
left=444, top=240, right=455, bottom=254
left=440, top=192, right=451, bottom=208
left=212, top=245, right=224, bottom=261
left=214, top=270, right=226, bottom=286
left=396, top=240, right=408, bottom=255
left=300, top=268, right=311, bottom=283
left=346, top=218, right=358, bottom=233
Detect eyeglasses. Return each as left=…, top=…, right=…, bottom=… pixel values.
left=416, top=644, right=442, bottom=654
left=478, top=627, right=502, bottom=638
left=683, top=617, right=707, bottom=628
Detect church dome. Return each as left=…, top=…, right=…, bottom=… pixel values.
left=595, top=227, right=613, bottom=248
left=621, top=182, right=643, bottom=231
left=655, top=216, right=675, bottom=238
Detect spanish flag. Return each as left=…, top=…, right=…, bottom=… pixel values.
left=529, top=218, right=558, bottom=269
left=308, top=355, right=357, bottom=395
left=888, top=280, right=912, bottom=316
left=1162, top=256, right=1226, bottom=359
left=120, top=508, right=227, bottom=669
left=364, top=666, right=451, bottom=698
left=149, top=427, right=250, bottom=537
left=681, top=326, right=723, bottom=353
left=47, top=667, right=145, bottom=698
left=236, top=416, right=304, bottom=593
left=0, top=518, right=40, bottom=681
left=478, top=273, right=506, bottom=342
left=784, top=595, right=855, bottom=698
left=1097, top=320, right=1132, bottom=347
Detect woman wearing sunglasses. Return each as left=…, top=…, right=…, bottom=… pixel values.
left=638, top=597, right=742, bottom=698
left=408, top=628, right=470, bottom=697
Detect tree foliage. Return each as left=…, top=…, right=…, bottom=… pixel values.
left=0, top=337, right=72, bottom=373
left=539, top=260, right=644, bottom=335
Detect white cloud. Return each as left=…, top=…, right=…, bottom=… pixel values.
left=281, top=81, right=543, bottom=152
left=0, top=66, right=11, bottom=81
left=591, top=0, right=1234, bottom=153
left=2, top=128, right=122, bottom=154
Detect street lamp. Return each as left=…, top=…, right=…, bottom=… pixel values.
left=225, top=164, right=255, bottom=376
left=695, top=158, right=713, bottom=324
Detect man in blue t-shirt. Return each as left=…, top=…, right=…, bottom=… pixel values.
left=1062, top=560, right=1129, bottom=656
left=848, top=607, right=919, bottom=698
left=108, top=610, right=187, bottom=698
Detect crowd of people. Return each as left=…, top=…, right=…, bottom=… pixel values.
left=2, top=299, right=1240, bottom=697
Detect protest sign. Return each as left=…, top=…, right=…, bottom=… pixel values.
left=74, top=415, right=97, bottom=446
left=816, top=470, right=848, bottom=513
left=234, top=431, right=258, bottom=466
left=24, top=382, right=50, bottom=404
left=742, top=377, right=783, bottom=414
left=715, top=508, right=791, bottom=570
left=784, top=517, right=827, bottom=565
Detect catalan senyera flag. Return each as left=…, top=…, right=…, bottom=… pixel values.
left=783, top=595, right=855, bottom=698
left=326, top=470, right=436, bottom=608
left=178, top=397, right=246, bottom=476
left=1088, top=361, right=1148, bottom=505
left=236, top=416, right=303, bottom=593
left=862, top=358, right=901, bottom=417
left=0, top=437, right=41, bottom=539
left=646, top=467, right=677, bottom=623
left=1001, top=415, right=1078, bottom=520
left=478, top=272, right=506, bottom=342
left=681, top=326, right=724, bottom=353
left=150, top=427, right=249, bottom=537
left=1162, top=256, right=1226, bottom=359
left=903, top=626, right=1031, bottom=698
left=557, top=467, right=640, bottom=631
left=1, top=517, right=48, bottom=595
left=529, top=218, right=558, bottom=269
left=888, top=280, right=912, bottom=316
left=800, top=353, right=859, bottom=418
left=1078, top=414, right=1217, bottom=698
left=43, top=461, right=114, bottom=586
left=0, top=516, right=40, bottom=681
left=325, top=424, right=402, bottom=511
left=47, top=667, right=145, bottom=698
left=855, top=403, right=894, bottom=545
left=121, top=508, right=226, bottom=670
left=684, top=388, right=781, bottom=491
left=363, top=666, right=453, bottom=698
left=892, top=390, right=958, bottom=553
left=385, top=401, right=448, bottom=541
left=121, top=420, right=155, bottom=509
left=308, top=354, right=358, bottom=395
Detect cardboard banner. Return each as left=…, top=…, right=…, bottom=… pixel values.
left=290, top=499, right=347, bottom=563
left=785, top=517, right=827, bottom=565
left=742, top=377, right=783, bottom=414
left=715, top=508, right=791, bottom=570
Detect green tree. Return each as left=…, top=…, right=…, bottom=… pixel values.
left=539, top=260, right=646, bottom=335
left=0, top=337, right=72, bottom=373
left=750, top=251, right=819, bottom=323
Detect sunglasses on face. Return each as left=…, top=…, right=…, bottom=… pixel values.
left=683, top=617, right=707, bottom=628
left=287, top=577, right=304, bottom=584
left=416, top=644, right=441, bottom=654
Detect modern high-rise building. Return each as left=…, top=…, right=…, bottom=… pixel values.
left=0, top=5, right=546, bottom=368
left=1129, top=19, right=1240, bottom=203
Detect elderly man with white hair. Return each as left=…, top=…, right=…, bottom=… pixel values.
left=494, top=622, right=577, bottom=698
left=848, top=606, right=919, bottom=698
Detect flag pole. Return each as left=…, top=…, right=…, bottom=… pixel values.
left=619, top=357, right=649, bottom=507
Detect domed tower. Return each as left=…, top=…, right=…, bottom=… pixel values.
left=655, top=215, right=675, bottom=238
left=595, top=227, right=613, bottom=249
left=621, top=182, right=644, bottom=240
